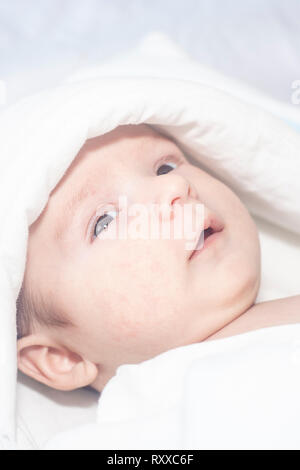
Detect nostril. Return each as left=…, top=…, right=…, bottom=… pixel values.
left=171, top=196, right=181, bottom=205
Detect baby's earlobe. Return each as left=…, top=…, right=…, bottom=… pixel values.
left=17, top=334, right=99, bottom=391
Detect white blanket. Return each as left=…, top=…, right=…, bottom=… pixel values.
left=42, top=323, right=300, bottom=450
left=1, top=33, right=300, bottom=449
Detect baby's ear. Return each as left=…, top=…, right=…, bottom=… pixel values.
left=17, top=334, right=99, bottom=391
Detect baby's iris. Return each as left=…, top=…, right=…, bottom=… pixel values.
left=94, top=211, right=117, bottom=238
left=156, top=161, right=177, bottom=176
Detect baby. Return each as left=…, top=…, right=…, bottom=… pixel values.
left=16, top=123, right=300, bottom=392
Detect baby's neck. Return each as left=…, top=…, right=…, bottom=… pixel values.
left=205, top=295, right=300, bottom=341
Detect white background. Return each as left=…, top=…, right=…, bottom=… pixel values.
left=1, top=0, right=300, bottom=105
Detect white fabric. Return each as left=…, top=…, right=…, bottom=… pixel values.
left=16, top=373, right=99, bottom=450
left=42, top=323, right=300, bottom=450
left=0, top=32, right=300, bottom=449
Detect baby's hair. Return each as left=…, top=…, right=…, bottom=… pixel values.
left=16, top=279, right=74, bottom=340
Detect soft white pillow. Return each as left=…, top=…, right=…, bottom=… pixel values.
left=66, top=31, right=300, bottom=127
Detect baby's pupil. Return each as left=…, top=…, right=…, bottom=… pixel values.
left=157, top=163, right=175, bottom=176
left=95, top=213, right=114, bottom=237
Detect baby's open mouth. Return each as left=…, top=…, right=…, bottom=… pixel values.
left=188, top=213, right=224, bottom=261
left=203, top=226, right=214, bottom=240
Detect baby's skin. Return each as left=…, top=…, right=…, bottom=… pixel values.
left=17, top=124, right=300, bottom=392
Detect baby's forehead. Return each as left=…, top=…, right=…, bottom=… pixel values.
left=53, top=124, right=178, bottom=191
left=80, top=123, right=175, bottom=158
left=30, top=124, right=180, bottom=232
left=101, top=123, right=171, bottom=144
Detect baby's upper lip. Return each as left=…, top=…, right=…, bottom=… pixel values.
left=188, top=210, right=225, bottom=260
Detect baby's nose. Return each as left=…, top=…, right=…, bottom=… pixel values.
left=153, top=174, right=197, bottom=224
left=156, top=173, right=192, bottom=208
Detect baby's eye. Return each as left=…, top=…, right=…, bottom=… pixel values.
left=93, top=210, right=117, bottom=238
left=156, top=161, right=178, bottom=176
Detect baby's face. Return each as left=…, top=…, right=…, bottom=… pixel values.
left=25, top=124, right=260, bottom=390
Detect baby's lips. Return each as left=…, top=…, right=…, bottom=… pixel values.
left=209, top=211, right=225, bottom=234
left=188, top=209, right=225, bottom=260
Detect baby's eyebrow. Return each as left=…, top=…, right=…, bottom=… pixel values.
left=54, top=181, right=96, bottom=241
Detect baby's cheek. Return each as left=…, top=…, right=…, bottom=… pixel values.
left=100, top=249, right=182, bottom=349
left=105, top=287, right=150, bottom=345
left=107, top=285, right=175, bottom=351
left=216, top=245, right=259, bottom=313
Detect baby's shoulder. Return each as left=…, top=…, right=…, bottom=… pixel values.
left=206, top=295, right=300, bottom=341
left=257, top=294, right=300, bottom=320
left=242, top=294, right=300, bottom=334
